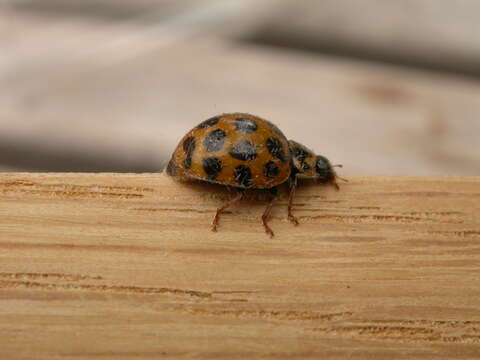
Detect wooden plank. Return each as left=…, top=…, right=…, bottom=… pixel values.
left=1, top=173, right=479, bottom=359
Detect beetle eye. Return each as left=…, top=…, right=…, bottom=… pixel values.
left=315, top=156, right=332, bottom=179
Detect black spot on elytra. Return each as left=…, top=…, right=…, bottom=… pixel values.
left=202, top=157, right=222, bottom=180
left=183, top=136, right=196, bottom=154
left=183, top=158, right=192, bottom=169
left=266, top=137, right=286, bottom=162
left=204, top=129, right=226, bottom=152
left=229, top=140, right=257, bottom=161
left=197, top=116, right=220, bottom=129
left=293, top=146, right=312, bottom=171
left=234, top=165, right=252, bottom=188
left=166, top=160, right=176, bottom=176
left=234, top=118, right=258, bottom=133
left=182, top=136, right=196, bottom=169
left=264, top=161, right=279, bottom=178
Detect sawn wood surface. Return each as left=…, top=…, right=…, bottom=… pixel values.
left=0, top=173, right=479, bottom=359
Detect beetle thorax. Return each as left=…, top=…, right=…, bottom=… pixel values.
left=288, top=140, right=318, bottom=177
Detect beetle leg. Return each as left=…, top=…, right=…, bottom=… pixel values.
left=211, top=190, right=244, bottom=232
left=287, top=174, right=300, bottom=226
left=262, top=187, right=278, bottom=238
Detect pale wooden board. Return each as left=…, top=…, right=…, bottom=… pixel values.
left=1, top=10, right=480, bottom=174
left=0, top=173, right=479, bottom=359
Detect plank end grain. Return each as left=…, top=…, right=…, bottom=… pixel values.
left=1, top=173, right=480, bottom=359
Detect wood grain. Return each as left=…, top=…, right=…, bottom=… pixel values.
left=0, top=173, right=479, bottom=359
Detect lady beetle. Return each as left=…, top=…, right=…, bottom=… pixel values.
left=165, top=113, right=344, bottom=237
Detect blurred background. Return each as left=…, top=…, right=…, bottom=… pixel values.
left=1, top=0, right=480, bottom=175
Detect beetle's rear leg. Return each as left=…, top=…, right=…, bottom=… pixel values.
left=262, top=187, right=278, bottom=238
left=211, top=190, right=244, bottom=232
left=287, top=174, right=299, bottom=226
